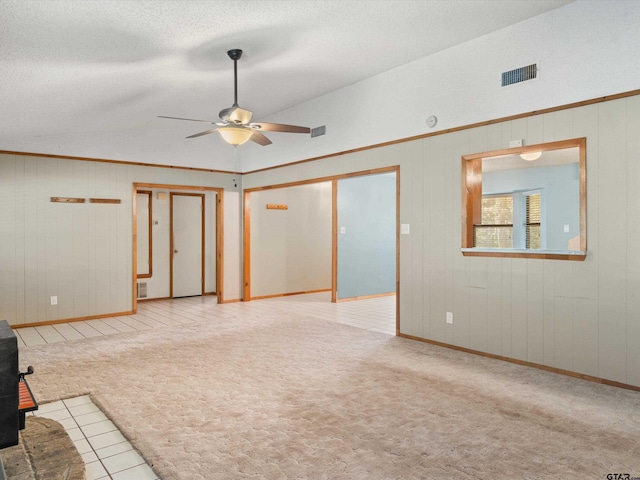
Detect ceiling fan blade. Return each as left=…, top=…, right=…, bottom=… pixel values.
left=186, top=127, right=221, bottom=139
left=158, top=115, right=216, bottom=123
left=250, top=130, right=272, bottom=146
left=219, top=107, right=253, bottom=124
left=250, top=122, right=310, bottom=134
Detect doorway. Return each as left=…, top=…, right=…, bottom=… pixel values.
left=171, top=193, right=204, bottom=298
left=132, top=183, right=224, bottom=312
left=242, top=166, right=399, bottom=334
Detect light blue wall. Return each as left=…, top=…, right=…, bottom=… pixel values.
left=337, top=173, right=396, bottom=299
left=482, top=163, right=580, bottom=250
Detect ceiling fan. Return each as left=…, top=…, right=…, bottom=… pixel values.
left=159, top=49, right=310, bottom=146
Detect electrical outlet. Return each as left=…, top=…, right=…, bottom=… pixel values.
left=509, top=139, right=523, bottom=148
left=50, top=296, right=58, bottom=306
left=446, top=312, right=453, bottom=324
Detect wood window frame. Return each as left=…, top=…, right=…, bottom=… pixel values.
left=136, top=190, right=153, bottom=279
left=461, top=137, right=586, bottom=261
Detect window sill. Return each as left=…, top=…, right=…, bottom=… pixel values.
left=461, top=248, right=586, bottom=261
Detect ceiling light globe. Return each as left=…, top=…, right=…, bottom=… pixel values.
left=218, top=126, right=253, bottom=145
left=520, top=152, right=542, bottom=161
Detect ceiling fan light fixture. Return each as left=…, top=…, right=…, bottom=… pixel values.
left=520, top=151, right=542, bottom=161
left=218, top=126, right=253, bottom=145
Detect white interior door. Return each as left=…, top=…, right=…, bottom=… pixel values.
left=172, top=193, right=203, bottom=298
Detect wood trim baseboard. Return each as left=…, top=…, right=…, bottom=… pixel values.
left=220, top=298, right=242, bottom=304
left=335, top=292, right=396, bottom=303
left=251, top=289, right=331, bottom=301
left=136, top=297, right=171, bottom=302
left=12, top=310, right=134, bottom=329
left=398, top=333, right=640, bottom=393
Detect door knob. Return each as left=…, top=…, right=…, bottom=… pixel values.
left=174, top=249, right=178, bottom=253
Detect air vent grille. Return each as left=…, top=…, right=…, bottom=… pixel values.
left=311, top=125, right=326, bottom=138
left=502, top=63, right=538, bottom=87
left=137, top=282, right=147, bottom=298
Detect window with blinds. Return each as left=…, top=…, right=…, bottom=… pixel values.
left=525, top=192, right=541, bottom=249
left=474, top=194, right=513, bottom=248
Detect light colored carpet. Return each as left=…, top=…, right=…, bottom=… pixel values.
left=20, top=311, right=640, bottom=479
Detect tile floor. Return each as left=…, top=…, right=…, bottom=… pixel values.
left=18, top=292, right=396, bottom=479
left=30, top=396, right=158, bottom=480
left=14, top=292, right=396, bottom=348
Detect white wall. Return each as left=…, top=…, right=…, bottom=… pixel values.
left=0, top=154, right=242, bottom=325
left=243, top=94, right=640, bottom=389
left=249, top=182, right=332, bottom=298
left=240, top=0, right=640, bottom=172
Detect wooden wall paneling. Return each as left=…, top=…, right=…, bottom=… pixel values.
left=424, top=138, right=441, bottom=341
left=626, top=95, right=640, bottom=386
left=86, top=161, right=98, bottom=316
left=36, top=157, right=49, bottom=323
left=94, top=162, right=113, bottom=315
left=542, top=260, right=556, bottom=366
left=553, top=261, right=575, bottom=371
left=43, top=158, right=59, bottom=322
left=542, top=111, right=557, bottom=144
left=56, top=159, right=76, bottom=321
left=510, top=117, right=528, bottom=144
left=509, top=258, right=527, bottom=361
left=116, top=165, right=133, bottom=313
left=1, top=156, right=19, bottom=324
left=398, top=147, right=415, bottom=336
left=409, top=140, right=424, bottom=339
left=500, top=258, right=513, bottom=358
left=451, top=131, right=472, bottom=348
left=14, top=159, right=26, bottom=324
left=525, top=113, right=545, bottom=146
left=525, top=259, right=544, bottom=364
left=485, top=256, right=503, bottom=356
left=486, top=122, right=503, bottom=151
left=23, top=158, right=39, bottom=325
left=572, top=298, right=599, bottom=377
left=597, top=99, right=629, bottom=384
left=570, top=104, right=600, bottom=377
left=468, top=257, right=488, bottom=353
left=572, top=104, right=599, bottom=300
left=552, top=108, right=575, bottom=142
left=73, top=160, right=90, bottom=319
left=442, top=134, right=457, bottom=347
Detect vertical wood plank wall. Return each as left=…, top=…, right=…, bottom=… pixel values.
left=243, top=96, right=640, bottom=388
left=0, top=155, right=240, bottom=326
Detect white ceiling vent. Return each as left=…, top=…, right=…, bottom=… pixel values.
left=501, top=63, right=538, bottom=87
left=311, top=125, right=326, bottom=138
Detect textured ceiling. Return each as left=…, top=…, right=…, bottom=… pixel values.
left=0, top=0, right=573, bottom=171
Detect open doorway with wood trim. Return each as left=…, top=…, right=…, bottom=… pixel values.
left=242, top=166, right=399, bottom=334
left=132, top=183, right=224, bottom=313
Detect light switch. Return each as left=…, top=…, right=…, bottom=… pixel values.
left=340, top=226, right=346, bottom=234
left=401, top=224, right=410, bottom=235
left=563, top=224, right=569, bottom=233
